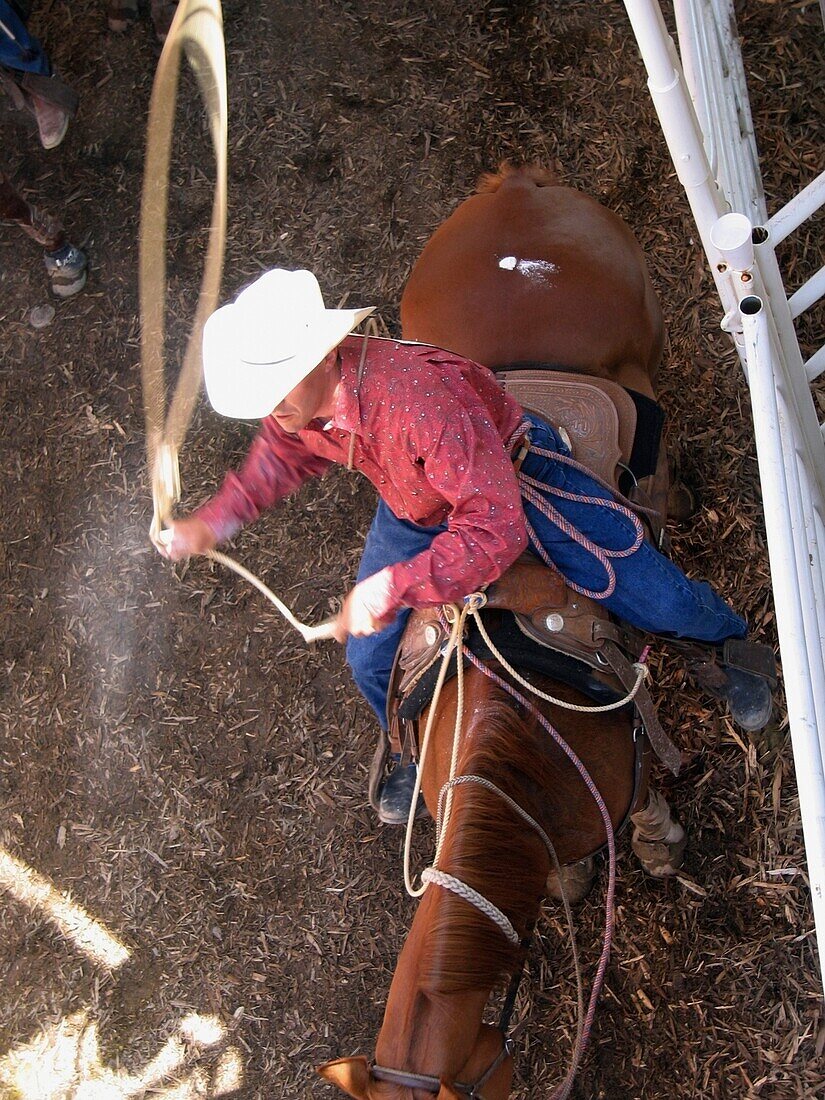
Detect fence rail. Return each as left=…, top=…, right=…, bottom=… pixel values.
left=624, top=0, right=825, bottom=989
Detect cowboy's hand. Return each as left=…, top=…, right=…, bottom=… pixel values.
left=154, top=517, right=217, bottom=562
left=333, top=573, right=395, bottom=643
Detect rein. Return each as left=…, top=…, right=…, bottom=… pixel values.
left=372, top=1039, right=515, bottom=1099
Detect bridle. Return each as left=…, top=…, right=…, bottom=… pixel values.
left=366, top=912, right=532, bottom=1098
left=370, top=1036, right=515, bottom=1098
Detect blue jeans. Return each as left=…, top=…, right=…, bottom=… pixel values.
left=347, top=501, right=447, bottom=730
left=347, top=414, right=747, bottom=727
left=0, top=2, right=51, bottom=75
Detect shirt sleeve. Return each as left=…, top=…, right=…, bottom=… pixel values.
left=193, top=417, right=333, bottom=542
left=368, top=380, right=527, bottom=618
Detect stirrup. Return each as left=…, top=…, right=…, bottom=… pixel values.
left=720, top=637, right=777, bottom=688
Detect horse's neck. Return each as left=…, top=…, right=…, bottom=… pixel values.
left=374, top=887, right=495, bottom=1089
left=374, top=802, right=548, bottom=1095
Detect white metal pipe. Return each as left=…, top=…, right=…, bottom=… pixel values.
left=752, top=242, right=825, bottom=504
left=674, top=0, right=765, bottom=222
left=804, top=344, right=825, bottom=384
left=741, top=299, right=825, bottom=757
left=740, top=296, right=825, bottom=984
left=710, top=212, right=754, bottom=271
left=709, top=0, right=765, bottom=221
left=789, top=265, right=825, bottom=321
left=623, top=0, right=744, bottom=364
left=778, top=420, right=825, bottom=734
left=768, top=169, right=825, bottom=246
left=781, top=443, right=825, bottom=788
left=629, top=0, right=825, bottom=995
left=740, top=294, right=825, bottom=732
left=624, top=1, right=725, bottom=231
left=674, top=1, right=714, bottom=172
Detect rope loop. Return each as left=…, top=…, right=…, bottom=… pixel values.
left=463, top=590, right=488, bottom=612
left=141, top=0, right=228, bottom=546
left=421, top=868, right=519, bottom=946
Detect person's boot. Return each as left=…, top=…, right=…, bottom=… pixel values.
left=43, top=242, right=87, bottom=298
left=724, top=667, right=773, bottom=731
left=377, top=762, right=428, bottom=825
left=683, top=638, right=776, bottom=733
left=30, top=93, right=70, bottom=149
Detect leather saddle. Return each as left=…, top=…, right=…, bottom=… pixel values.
left=498, top=369, right=638, bottom=488
left=385, top=552, right=680, bottom=776
left=500, top=368, right=670, bottom=547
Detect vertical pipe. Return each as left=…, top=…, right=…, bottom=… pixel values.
left=740, top=296, right=825, bottom=984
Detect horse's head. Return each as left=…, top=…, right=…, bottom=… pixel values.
left=317, top=1021, right=514, bottom=1098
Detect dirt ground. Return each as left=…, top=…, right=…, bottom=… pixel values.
left=1, top=0, right=823, bottom=1097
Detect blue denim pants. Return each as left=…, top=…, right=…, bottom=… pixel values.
left=0, top=2, right=50, bottom=75
left=347, top=414, right=747, bottom=728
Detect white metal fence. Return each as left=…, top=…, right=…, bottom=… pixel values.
left=623, top=0, right=825, bottom=987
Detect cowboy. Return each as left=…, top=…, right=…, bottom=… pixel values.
left=156, top=268, right=774, bottom=824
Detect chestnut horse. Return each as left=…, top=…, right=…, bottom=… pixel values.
left=319, top=166, right=685, bottom=1098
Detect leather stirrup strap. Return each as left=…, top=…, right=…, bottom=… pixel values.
left=600, top=639, right=680, bottom=775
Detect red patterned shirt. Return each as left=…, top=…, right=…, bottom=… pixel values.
left=195, top=336, right=528, bottom=618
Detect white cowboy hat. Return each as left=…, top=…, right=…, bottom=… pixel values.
left=202, top=268, right=375, bottom=419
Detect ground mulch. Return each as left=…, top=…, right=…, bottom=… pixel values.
left=0, top=1, right=823, bottom=1097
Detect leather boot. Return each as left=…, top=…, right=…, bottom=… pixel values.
left=377, top=764, right=428, bottom=826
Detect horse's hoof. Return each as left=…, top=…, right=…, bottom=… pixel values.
left=632, top=829, right=687, bottom=878
left=546, top=856, right=596, bottom=906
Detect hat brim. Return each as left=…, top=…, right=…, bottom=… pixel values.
left=203, top=303, right=375, bottom=420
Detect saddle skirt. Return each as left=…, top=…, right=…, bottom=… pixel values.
left=498, top=369, right=638, bottom=488
left=499, top=367, right=669, bottom=546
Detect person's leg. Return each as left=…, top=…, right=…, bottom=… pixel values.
left=0, top=1, right=50, bottom=74
left=520, top=415, right=747, bottom=641
left=346, top=499, right=446, bottom=728
left=0, top=171, right=88, bottom=296
left=520, top=414, right=771, bottom=728
left=0, top=2, right=77, bottom=148
left=346, top=500, right=446, bottom=823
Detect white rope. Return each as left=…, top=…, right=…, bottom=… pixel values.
left=204, top=549, right=337, bottom=642
left=471, top=609, right=649, bottom=712
left=421, top=868, right=519, bottom=946
left=403, top=602, right=468, bottom=896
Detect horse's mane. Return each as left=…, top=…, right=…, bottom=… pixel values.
left=419, top=679, right=559, bottom=995
left=476, top=161, right=559, bottom=194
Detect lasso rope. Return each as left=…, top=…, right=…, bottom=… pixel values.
left=205, top=550, right=336, bottom=642
left=140, top=0, right=335, bottom=643
left=519, top=445, right=645, bottom=600
left=472, top=608, right=651, bottom=713
left=140, top=0, right=227, bottom=547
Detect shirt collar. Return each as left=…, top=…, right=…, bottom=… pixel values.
left=327, top=335, right=370, bottom=433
